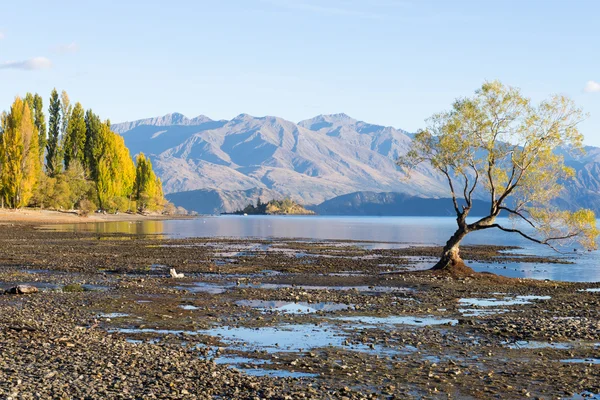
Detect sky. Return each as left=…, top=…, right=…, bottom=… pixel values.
left=1, top=0, right=600, bottom=144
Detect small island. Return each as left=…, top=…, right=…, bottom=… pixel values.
left=227, top=198, right=315, bottom=215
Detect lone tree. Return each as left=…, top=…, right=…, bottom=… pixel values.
left=399, top=81, right=598, bottom=272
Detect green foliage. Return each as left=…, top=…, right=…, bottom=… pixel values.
left=400, top=80, right=599, bottom=257
left=24, top=93, right=46, bottom=160
left=62, top=284, right=84, bottom=292
left=79, top=198, right=97, bottom=216
left=236, top=197, right=313, bottom=215
left=33, top=94, right=47, bottom=160
left=60, top=91, right=71, bottom=138
left=46, top=88, right=62, bottom=176
left=31, top=161, right=95, bottom=210
left=0, top=89, right=167, bottom=214
left=63, top=102, right=86, bottom=170
left=84, top=109, right=102, bottom=180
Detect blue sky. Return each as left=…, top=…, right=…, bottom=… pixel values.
left=1, top=0, right=600, bottom=144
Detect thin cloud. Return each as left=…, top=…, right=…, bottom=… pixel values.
left=54, top=42, right=79, bottom=54
left=0, top=57, right=52, bottom=71
left=0, top=32, right=4, bottom=40
left=584, top=80, right=600, bottom=93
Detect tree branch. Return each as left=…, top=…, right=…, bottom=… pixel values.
left=461, top=171, right=470, bottom=208
left=467, top=163, right=479, bottom=204
left=498, top=206, right=536, bottom=228
left=483, top=223, right=580, bottom=253
left=441, top=168, right=461, bottom=216
left=487, top=157, right=496, bottom=212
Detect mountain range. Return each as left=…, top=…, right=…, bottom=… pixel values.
left=112, top=113, right=600, bottom=215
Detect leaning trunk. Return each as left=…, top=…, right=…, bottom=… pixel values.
left=431, top=227, right=469, bottom=271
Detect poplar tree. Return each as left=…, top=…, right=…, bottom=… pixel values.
left=33, top=94, right=47, bottom=159
left=133, top=153, right=163, bottom=211
left=94, top=122, right=135, bottom=210
left=46, top=89, right=62, bottom=176
left=63, top=102, right=86, bottom=170
left=60, top=90, right=71, bottom=139
left=23, top=93, right=46, bottom=159
left=0, top=98, right=41, bottom=208
left=84, top=109, right=101, bottom=179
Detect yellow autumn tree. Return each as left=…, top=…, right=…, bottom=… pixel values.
left=0, top=97, right=41, bottom=208
left=133, top=153, right=164, bottom=212
left=399, top=81, right=599, bottom=272
left=95, top=122, right=135, bottom=211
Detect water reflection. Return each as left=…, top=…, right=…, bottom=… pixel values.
left=44, top=216, right=600, bottom=282
left=49, top=220, right=165, bottom=237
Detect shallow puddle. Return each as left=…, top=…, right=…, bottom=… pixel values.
left=235, top=300, right=353, bottom=314
left=206, top=324, right=352, bottom=352
left=239, top=369, right=318, bottom=378
left=502, top=340, right=574, bottom=349
left=561, top=358, right=600, bottom=364
left=0, top=282, right=62, bottom=291
left=244, top=283, right=412, bottom=294
left=81, top=284, right=112, bottom=292
left=459, top=308, right=509, bottom=317
left=214, top=355, right=271, bottom=366
left=204, top=324, right=405, bottom=355
left=179, top=305, right=200, bottom=310
left=212, top=354, right=317, bottom=377
left=332, top=315, right=458, bottom=327
left=459, top=295, right=550, bottom=307
left=175, top=282, right=231, bottom=294
left=98, top=312, right=129, bottom=318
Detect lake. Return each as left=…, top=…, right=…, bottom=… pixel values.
left=49, top=215, right=600, bottom=282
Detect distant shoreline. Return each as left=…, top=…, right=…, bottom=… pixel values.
left=0, top=208, right=192, bottom=224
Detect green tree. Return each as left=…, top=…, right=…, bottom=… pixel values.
left=84, top=109, right=101, bottom=179
left=0, top=98, right=41, bottom=208
left=63, top=102, right=86, bottom=170
left=60, top=90, right=71, bottom=138
left=46, top=88, right=62, bottom=176
left=33, top=94, right=47, bottom=160
left=399, top=81, right=599, bottom=271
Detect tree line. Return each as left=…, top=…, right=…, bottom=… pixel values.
left=0, top=89, right=166, bottom=213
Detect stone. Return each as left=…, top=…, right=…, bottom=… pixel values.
left=5, top=285, right=38, bottom=294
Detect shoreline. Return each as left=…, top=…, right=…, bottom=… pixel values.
left=0, top=208, right=194, bottom=224
left=1, top=223, right=599, bottom=398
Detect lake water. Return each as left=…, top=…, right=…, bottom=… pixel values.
left=48, top=216, right=600, bottom=282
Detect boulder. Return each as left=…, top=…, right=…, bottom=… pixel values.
left=5, top=285, right=39, bottom=294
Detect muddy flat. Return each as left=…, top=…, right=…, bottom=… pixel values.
left=0, top=223, right=598, bottom=399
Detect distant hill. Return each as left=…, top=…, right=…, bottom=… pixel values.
left=115, top=112, right=600, bottom=214
left=114, top=112, right=449, bottom=205
left=311, top=191, right=492, bottom=216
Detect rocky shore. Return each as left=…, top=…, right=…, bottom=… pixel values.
left=0, top=223, right=598, bottom=399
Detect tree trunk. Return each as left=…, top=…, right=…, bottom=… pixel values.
left=431, top=227, right=469, bottom=271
